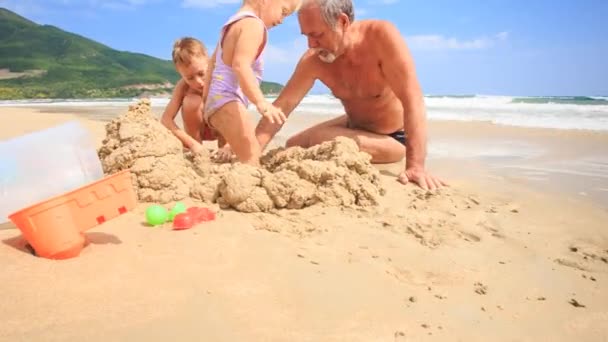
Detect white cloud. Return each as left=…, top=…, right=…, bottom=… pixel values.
left=264, top=36, right=308, bottom=64
left=367, top=0, right=398, bottom=4
left=95, top=0, right=155, bottom=10
left=264, top=45, right=291, bottom=64
left=406, top=32, right=509, bottom=51
left=356, top=7, right=369, bottom=18
left=259, top=37, right=309, bottom=86
left=181, top=0, right=240, bottom=8
left=84, top=0, right=151, bottom=5
left=99, top=2, right=137, bottom=10
left=495, top=31, right=509, bottom=41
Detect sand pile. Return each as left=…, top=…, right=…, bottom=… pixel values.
left=97, top=100, right=197, bottom=203
left=98, top=100, right=385, bottom=212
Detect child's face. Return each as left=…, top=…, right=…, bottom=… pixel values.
left=176, top=56, right=208, bottom=92
left=261, top=0, right=299, bottom=28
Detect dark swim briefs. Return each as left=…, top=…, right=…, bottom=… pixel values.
left=346, top=120, right=406, bottom=145
left=388, top=130, right=407, bottom=145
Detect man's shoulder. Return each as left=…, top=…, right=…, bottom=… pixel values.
left=356, top=20, right=404, bottom=49
left=357, top=19, right=399, bottom=36
left=296, top=48, right=323, bottom=70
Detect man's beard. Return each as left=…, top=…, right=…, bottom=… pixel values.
left=314, top=48, right=337, bottom=63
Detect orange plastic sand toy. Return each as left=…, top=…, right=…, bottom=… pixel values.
left=8, top=170, right=137, bottom=259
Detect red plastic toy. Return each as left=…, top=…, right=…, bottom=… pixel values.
left=172, top=207, right=216, bottom=230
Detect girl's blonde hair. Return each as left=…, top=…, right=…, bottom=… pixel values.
left=172, top=37, right=208, bottom=66
left=243, top=0, right=302, bottom=13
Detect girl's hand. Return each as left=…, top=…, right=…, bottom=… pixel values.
left=257, top=101, right=286, bottom=125
left=191, top=142, right=206, bottom=155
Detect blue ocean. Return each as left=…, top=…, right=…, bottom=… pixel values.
left=2, top=94, right=607, bottom=131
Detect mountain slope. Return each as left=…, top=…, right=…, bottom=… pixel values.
left=0, top=8, right=283, bottom=99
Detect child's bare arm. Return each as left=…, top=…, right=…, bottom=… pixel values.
left=230, top=20, right=286, bottom=123
left=230, top=18, right=268, bottom=112
left=203, top=48, right=217, bottom=105
left=160, top=79, right=202, bottom=150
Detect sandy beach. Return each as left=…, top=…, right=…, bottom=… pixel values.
left=0, top=103, right=607, bottom=341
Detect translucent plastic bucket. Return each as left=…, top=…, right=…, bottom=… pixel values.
left=0, top=121, right=104, bottom=223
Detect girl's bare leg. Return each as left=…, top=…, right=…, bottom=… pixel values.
left=209, top=101, right=261, bottom=166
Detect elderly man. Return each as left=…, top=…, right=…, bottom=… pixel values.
left=255, top=0, right=446, bottom=190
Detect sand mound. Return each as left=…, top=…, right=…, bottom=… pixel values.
left=98, top=100, right=385, bottom=212
left=97, top=100, right=196, bottom=203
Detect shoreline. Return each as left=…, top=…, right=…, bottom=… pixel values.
left=3, top=103, right=608, bottom=132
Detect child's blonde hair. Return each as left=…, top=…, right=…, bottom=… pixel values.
left=172, top=37, right=208, bottom=66
left=243, top=0, right=302, bottom=13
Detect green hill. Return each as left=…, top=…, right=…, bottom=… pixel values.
left=260, top=81, right=284, bottom=95
left=0, top=8, right=283, bottom=99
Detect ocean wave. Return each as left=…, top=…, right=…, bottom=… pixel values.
left=2, top=94, right=608, bottom=131
left=295, top=94, right=608, bottom=131
left=425, top=94, right=477, bottom=99
left=511, top=96, right=608, bottom=105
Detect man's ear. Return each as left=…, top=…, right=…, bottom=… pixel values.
left=338, top=13, right=350, bottom=31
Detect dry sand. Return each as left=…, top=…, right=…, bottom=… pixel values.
left=0, top=103, right=607, bottom=341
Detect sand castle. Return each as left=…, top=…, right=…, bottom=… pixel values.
left=97, top=99, right=386, bottom=212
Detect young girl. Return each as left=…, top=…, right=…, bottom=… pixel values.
left=203, top=0, right=301, bottom=165
left=161, top=37, right=226, bottom=154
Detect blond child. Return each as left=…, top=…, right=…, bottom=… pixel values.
left=202, top=0, right=301, bottom=165
left=161, top=37, right=226, bottom=154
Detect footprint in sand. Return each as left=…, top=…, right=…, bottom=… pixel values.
left=251, top=213, right=318, bottom=237
left=554, top=258, right=589, bottom=271
left=457, top=229, right=482, bottom=242
left=477, top=220, right=505, bottom=239
left=386, top=265, right=452, bottom=287
left=555, top=241, right=608, bottom=271
left=394, top=331, right=407, bottom=341
left=474, top=282, right=488, bottom=295
left=406, top=223, right=442, bottom=248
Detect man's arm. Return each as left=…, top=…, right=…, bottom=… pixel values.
left=376, top=21, right=427, bottom=172
left=255, top=52, right=317, bottom=151
left=376, top=22, right=446, bottom=190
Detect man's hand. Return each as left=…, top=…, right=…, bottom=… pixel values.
left=398, top=167, right=448, bottom=191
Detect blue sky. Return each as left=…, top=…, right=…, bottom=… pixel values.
left=1, top=0, right=607, bottom=96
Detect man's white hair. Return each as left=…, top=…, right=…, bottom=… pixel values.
left=301, top=0, right=355, bottom=28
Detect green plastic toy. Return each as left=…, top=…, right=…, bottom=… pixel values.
left=168, top=202, right=187, bottom=222
left=146, top=205, right=169, bottom=226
